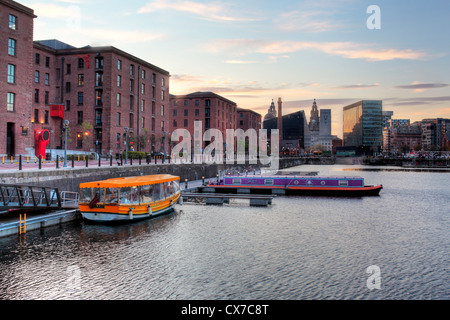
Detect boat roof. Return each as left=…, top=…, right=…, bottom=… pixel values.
left=80, top=174, right=180, bottom=188
left=226, top=175, right=363, bottom=179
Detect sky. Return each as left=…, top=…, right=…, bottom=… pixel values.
left=22, top=0, right=450, bottom=138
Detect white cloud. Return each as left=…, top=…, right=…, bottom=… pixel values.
left=138, top=0, right=258, bottom=22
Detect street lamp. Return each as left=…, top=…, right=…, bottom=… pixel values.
left=63, top=120, right=69, bottom=167
left=163, top=131, right=167, bottom=163
left=124, top=127, right=129, bottom=164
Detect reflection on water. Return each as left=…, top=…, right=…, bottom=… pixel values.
left=0, top=165, right=448, bottom=300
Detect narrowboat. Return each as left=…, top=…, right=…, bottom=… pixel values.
left=208, top=175, right=382, bottom=196
left=79, top=174, right=181, bottom=222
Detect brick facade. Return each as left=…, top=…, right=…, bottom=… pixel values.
left=237, top=108, right=261, bottom=132
left=0, top=0, right=36, bottom=156
left=1, top=0, right=170, bottom=157
left=169, top=92, right=237, bottom=150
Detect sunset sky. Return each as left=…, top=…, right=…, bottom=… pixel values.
left=23, top=0, right=450, bottom=137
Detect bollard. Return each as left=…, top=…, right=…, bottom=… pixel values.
left=72, top=157, right=74, bottom=168
left=110, top=155, right=113, bottom=166
left=155, top=156, right=157, bottom=164
left=98, top=156, right=101, bottom=167
left=11, top=156, right=13, bottom=164
left=78, top=155, right=80, bottom=162
left=27, top=156, right=29, bottom=163
left=19, top=155, right=22, bottom=171
left=56, top=155, right=59, bottom=169
left=139, top=156, right=142, bottom=166
left=2, top=157, right=4, bottom=164
left=86, top=156, right=88, bottom=167
left=130, top=157, right=133, bottom=166
left=38, top=155, right=42, bottom=169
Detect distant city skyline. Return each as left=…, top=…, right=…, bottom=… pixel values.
left=22, top=0, right=450, bottom=138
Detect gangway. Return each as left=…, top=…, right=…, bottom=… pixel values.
left=0, top=184, right=63, bottom=212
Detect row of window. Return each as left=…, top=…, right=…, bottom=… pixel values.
left=117, top=59, right=166, bottom=87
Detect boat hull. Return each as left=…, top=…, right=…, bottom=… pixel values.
left=206, top=185, right=383, bottom=197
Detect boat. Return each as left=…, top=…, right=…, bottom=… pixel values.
left=79, top=174, right=181, bottom=222
left=208, top=175, right=382, bottom=196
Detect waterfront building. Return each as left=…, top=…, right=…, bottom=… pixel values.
left=421, top=118, right=450, bottom=151
left=384, top=125, right=422, bottom=154
left=263, top=109, right=310, bottom=150
left=1, top=0, right=36, bottom=156
left=237, top=108, right=262, bottom=132
left=0, top=0, right=170, bottom=157
left=382, top=111, right=394, bottom=128
left=169, top=92, right=237, bottom=150
left=343, top=100, right=383, bottom=155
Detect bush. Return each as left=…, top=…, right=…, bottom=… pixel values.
left=122, top=151, right=148, bottom=159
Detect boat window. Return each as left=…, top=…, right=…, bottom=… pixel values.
left=264, top=179, right=274, bottom=185
left=173, top=180, right=180, bottom=193
left=339, top=180, right=348, bottom=186
left=141, top=185, right=154, bottom=203
left=93, top=188, right=104, bottom=203
left=119, top=187, right=139, bottom=204
left=80, top=188, right=92, bottom=202
left=162, top=182, right=170, bottom=199
left=153, top=183, right=163, bottom=201
left=104, top=188, right=118, bottom=204
left=232, top=179, right=241, bottom=184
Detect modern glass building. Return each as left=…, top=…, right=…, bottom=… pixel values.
left=263, top=110, right=309, bottom=149
left=343, top=100, right=382, bottom=154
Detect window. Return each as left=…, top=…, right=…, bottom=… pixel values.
left=173, top=120, right=177, bottom=127
left=78, top=58, right=84, bottom=69
left=78, top=92, right=84, bottom=105
left=95, top=72, right=103, bottom=87
left=161, top=90, right=165, bottom=101
left=184, top=100, right=188, bottom=106
left=44, top=91, right=49, bottom=105
left=232, top=179, right=241, bottom=184
left=195, top=100, right=199, bottom=106
left=152, top=87, right=155, bottom=99
left=66, top=63, right=71, bottom=74
left=9, top=15, right=17, bottom=30
left=65, top=100, right=70, bottom=111
left=95, top=57, right=104, bottom=69
left=129, top=113, right=134, bottom=128
left=141, top=100, right=145, bottom=112
left=184, top=109, right=188, bottom=117
left=130, top=64, right=134, bottom=77
left=78, top=74, right=84, bottom=86
left=264, top=179, right=274, bottom=185
left=95, top=110, right=102, bottom=126
left=173, top=109, right=177, bottom=117
left=141, top=83, right=145, bottom=94
left=141, top=69, right=146, bottom=79
left=35, top=71, right=40, bottom=83
left=45, top=73, right=50, bottom=85
left=117, top=75, right=121, bottom=87
left=8, top=39, right=16, bottom=56
left=7, top=64, right=15, bottom=83
left=117, top=59, right=122, bottom=70
left=195, top=109, right=199, bottom=116
left=44, top=110, right=49, bottom=124
left=141, top=117, right=145, bottom=129
left=35, top=53, right=40, bottom=64
left=339, top=180, right=348, bottom=186
left=152, top=101, right=155, bottom=116
left=117, top=112, right=121, bottom=126
left=65, top=81, right=71, bottom=93
left=161, top=105, right=164, bottom=116
left=130, top=79, right=134, bottom=93
left=161, top=120, right=164, bottom=131
left=184, top=119, right=188, bottom=127
left=34, top=109, right=39, bottom=123
left=7, top=93, right=15, bottom=112
left=95, top=90, right=103, bottom=106
left=152, top=118, right=155, bottom=132
left=45, top=57, right=50, bottom=67
left=152, top=73, right=156, bottom=84
left=34, top=89, right=39, bottom=103
left=161, top=77, right=165, bottom=87
left=117, top=93, right=121, bottom=107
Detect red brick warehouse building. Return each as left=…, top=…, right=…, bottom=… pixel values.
left=1, top=0, right=170, bottom=157
left=1, top=0, right=36, bottom=156
left=236, top=108, right=262, bottom=132
left=169, top=92, right=238, bottom=152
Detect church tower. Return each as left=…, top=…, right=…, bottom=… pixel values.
left=309, top=99, right=320, bottom=132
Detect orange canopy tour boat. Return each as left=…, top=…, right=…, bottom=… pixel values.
left=79, top=174, right=180, bottom=222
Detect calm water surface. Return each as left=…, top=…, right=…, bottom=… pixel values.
left=0, top=165, right=448, bottom=300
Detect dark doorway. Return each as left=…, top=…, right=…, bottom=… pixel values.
left=7, top=122, right=15, bottom=156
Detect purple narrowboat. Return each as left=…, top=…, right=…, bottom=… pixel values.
left=208, top=175, right=382, bottom=196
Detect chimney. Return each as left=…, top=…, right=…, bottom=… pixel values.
left=277, top=97, right=283, bottom=145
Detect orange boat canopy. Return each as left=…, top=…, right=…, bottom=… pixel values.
left=80, top=174, right=180, bottom=189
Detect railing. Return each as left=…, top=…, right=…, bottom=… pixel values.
left=0, top=184, right=61, bottom=211
left=61, top=191, right=79, bottom=208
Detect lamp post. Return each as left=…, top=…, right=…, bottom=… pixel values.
left=124, top=127, right=129, bottom=164
left=63, top=120, right=69, bottom=168
left=163, top=131, right=167, bottom=163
